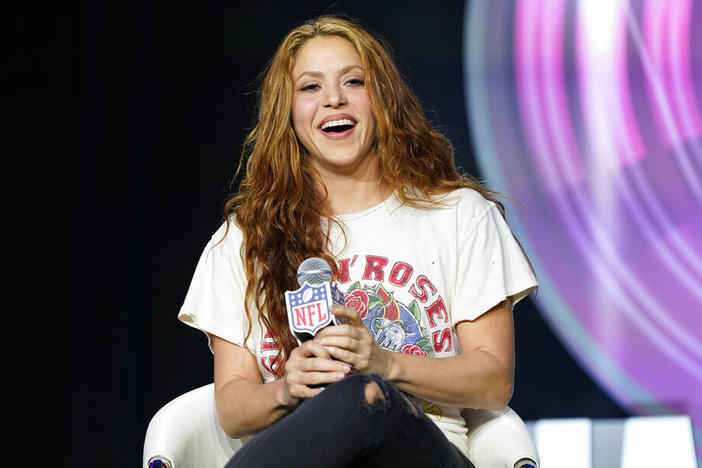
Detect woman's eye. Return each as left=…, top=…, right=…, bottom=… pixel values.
left=300, top=83, right=320, bottom=91
left=347, top=78, right=365, bottom=86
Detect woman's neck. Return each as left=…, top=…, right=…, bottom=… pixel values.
left=324, top=178, right=391, bottom=215
left=314, top=158, right=391, bottom=215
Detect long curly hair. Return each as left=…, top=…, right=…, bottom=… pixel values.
left=224, top=15, right=505, bottom=375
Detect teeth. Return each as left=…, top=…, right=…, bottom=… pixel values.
left=321, top=119, right=355, bottom=130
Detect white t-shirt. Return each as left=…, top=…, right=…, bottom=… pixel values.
left=179, top=188, right=537, bottom=457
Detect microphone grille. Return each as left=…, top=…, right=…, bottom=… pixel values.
left=297, top=257, right=333, bottom=286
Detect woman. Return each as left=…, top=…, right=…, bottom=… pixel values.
left=179, top=15, right=537, bottom=467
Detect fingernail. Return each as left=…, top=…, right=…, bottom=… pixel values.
left=342, top=364, right=351, bottom=373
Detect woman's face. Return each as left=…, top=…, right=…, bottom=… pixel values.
left=291, top=36, right=377, bottom=177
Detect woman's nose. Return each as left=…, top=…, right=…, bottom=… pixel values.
left=324, top=86, right=347, bottom=108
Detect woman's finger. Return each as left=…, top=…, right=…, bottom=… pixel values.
left=287, top=382, right=324, bottom=400
left=295, top=339, right=333, bottom=360
left=302, top=370, right=346, bottom=386
left=301, top=356, right=350, bottom=374
left=323, top=345, right=358, bottom=365
left=317, top=335, right=357, bottom=351
left=330, top=304, right=364, bottom=326
left=315, top=323, right=358, bottom=339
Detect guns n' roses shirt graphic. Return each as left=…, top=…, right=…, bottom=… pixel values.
left=179, top=189, right=537, bottom=457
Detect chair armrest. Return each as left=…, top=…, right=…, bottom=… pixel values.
left=463, top=406, right=539, bottom=468
left=143, top=384, right=243, bottom=468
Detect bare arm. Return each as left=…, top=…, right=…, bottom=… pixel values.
left=316, top=300, right=514, bottom=410
left=212, top=335, right=351, bottom=439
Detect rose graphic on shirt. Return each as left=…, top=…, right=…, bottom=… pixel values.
left=345, top=282, right=433, bottom=357
left=400, top=343, right=429, bottom=357
left=344, top=289, right=369, bottom=319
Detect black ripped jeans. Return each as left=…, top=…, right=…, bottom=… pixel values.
left=225, top=374, right=475, bottom=468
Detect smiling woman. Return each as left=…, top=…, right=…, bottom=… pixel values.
left=177, top=15, right=537, bottom=468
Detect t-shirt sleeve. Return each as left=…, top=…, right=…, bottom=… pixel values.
left=451, top=197, right=537, bottom=325
left=178, top=222, right=250, bottom=352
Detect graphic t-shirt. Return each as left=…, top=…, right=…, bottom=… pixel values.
left=178, top=188, right=538, bottom=457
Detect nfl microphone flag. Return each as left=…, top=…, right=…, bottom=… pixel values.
left=285, top=282, right=336, bottom=340
left=287, top=257, right=349, bottom=343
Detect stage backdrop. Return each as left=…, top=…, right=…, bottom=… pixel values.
left=465, top=0, right=702, bottom=460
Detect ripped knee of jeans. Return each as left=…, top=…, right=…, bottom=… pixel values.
left=363, top=381, right=386, bottom=411
left=361, top=377, right=421, bottom=418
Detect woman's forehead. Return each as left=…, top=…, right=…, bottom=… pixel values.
left=291, top=36, right=362, bottom=78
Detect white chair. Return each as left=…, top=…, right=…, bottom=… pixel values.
left=143, top=384, right=539, bottom=468
left=463, top=407, right=539, bottom=468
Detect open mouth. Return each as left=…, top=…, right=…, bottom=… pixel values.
left=320, top=118, right=356, bottom=133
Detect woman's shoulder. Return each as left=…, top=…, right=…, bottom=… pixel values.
left=206, top=217, right=244, bottom=253
left=433, top=187, right=496, bottom=216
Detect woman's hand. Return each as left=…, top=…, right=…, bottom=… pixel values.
left=281, top=339, right=350, bottom=406
left=316, top=305, right=394, bottom=378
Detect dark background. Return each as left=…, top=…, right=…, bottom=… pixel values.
left=15, top=0, right=629, bottom=466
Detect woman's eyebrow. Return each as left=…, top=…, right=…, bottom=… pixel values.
left=294, top=65, right=364, bottom=82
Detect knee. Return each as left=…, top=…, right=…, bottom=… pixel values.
left=358, top=377, right=420, bottom=418
left=363, top=380, right=386, bottom=408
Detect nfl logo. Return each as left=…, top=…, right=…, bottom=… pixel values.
left=285, top=282, right=334, bottom=336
